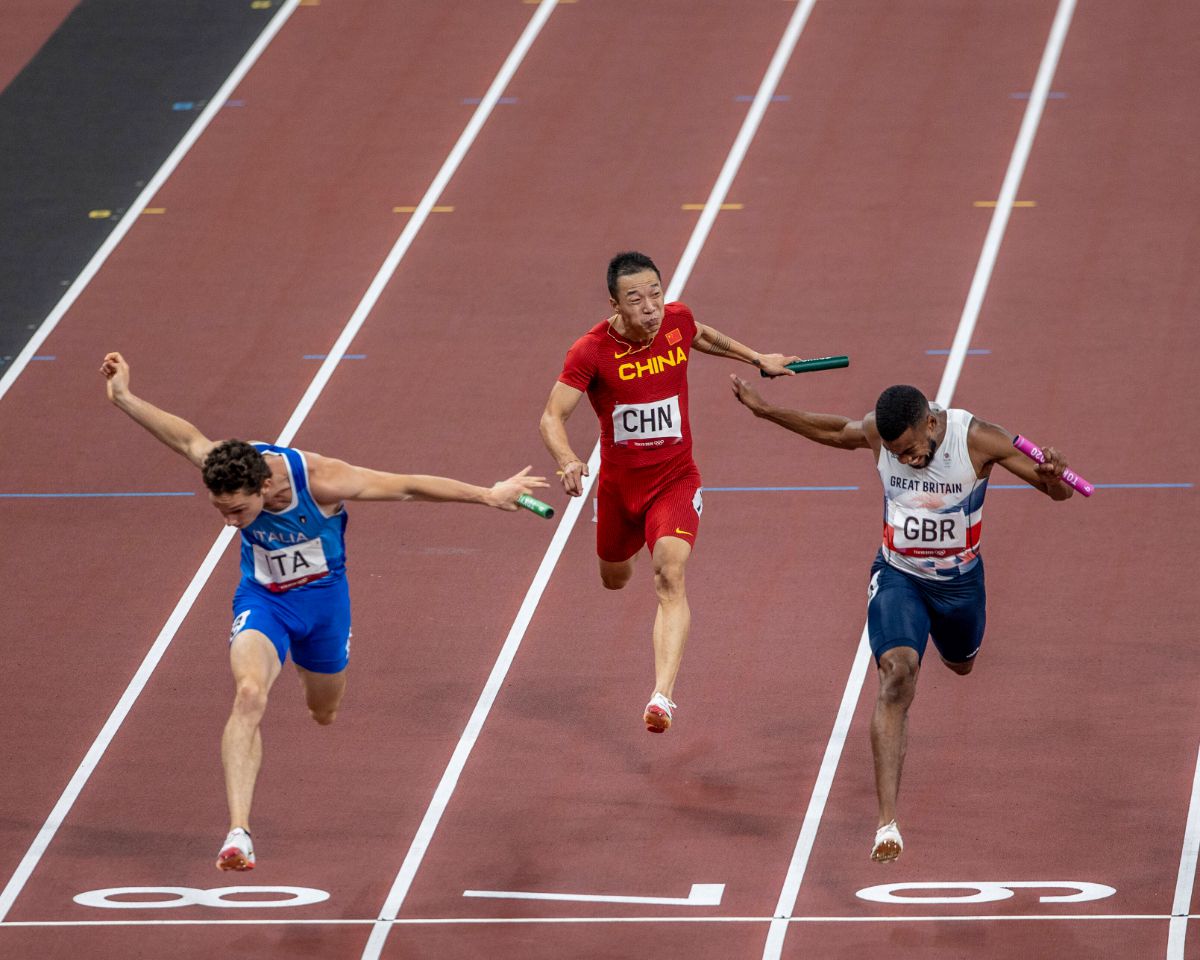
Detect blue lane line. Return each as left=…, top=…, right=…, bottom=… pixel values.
left=0, top=492, right=195, bottom=498
left=990, top=483, right=1192, bottom=490
left=706, top=483, right=1190, bottom=493
left=926, top=348, right=991, bottom=355
left=303, top=354, right=366, bottom=360
left=706, top=486, right=859, bottom=492
left=32, top=355, right=56, bottom=361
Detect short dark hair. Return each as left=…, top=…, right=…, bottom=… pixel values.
left=607, top=251, right=661, bottom=298
left=875, top=385, right=930, bottom=442
left=202, top=439, right=270, bottom=495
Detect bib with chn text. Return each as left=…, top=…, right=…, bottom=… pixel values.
left=612, top=395, right=683, bottom=447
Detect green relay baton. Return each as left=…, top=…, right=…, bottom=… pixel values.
left=517, top=494, right=555, bottom=519
left=760, top=354, right=850, bottom=377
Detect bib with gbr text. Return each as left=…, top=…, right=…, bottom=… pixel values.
left=887, top=504, right=968, bottom=557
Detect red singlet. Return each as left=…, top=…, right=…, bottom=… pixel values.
left=558, top=302, right=704, bottom=561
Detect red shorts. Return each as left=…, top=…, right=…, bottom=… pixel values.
left=595, top=455, right=703, bottom=562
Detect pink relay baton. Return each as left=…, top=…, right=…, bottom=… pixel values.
left=1012, top=435, right=1094, bottom=497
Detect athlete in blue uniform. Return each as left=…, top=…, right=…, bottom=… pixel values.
left=730, top=378, right=1074, bottom=863
left=101, top=352, right=547, bottom=871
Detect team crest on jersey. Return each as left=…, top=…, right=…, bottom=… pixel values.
left=666, top=328, right=681, bottom=345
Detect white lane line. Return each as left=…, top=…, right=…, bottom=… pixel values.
left=761, top=2, right=1078, bottom=957
left=0, top=1, right=302, bottom=405
left=276, top=0, right=556, bottom=446
left=0, top=912, right=1178, bottom=928
left=463, top=884, right=725, bottom=907
left=935, top=0, right=1078, bottom=408
left=1167, top=742, right=1200, bottom=958
left=763, top=626, right=870, bottom=950
left=670, top=0, right=819, bottom=295
left=360, top=2, right=818, bottom=957
left=0, top=527, right=237, bottom=923
left=0, top=2, right=559, bottom=925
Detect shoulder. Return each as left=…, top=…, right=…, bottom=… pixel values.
left=861, top=412, right=883, bottom=455
left=966, top=414, right=1014, bottom=460
left=563, top=329, right=601, bottom=368
left=295, top=451, right=352, bottom=506
left=566, top=320, right=608, bottom=355
left=296, top=449, right=336, bottom=484
left=665, top=302, right=695, bottom=326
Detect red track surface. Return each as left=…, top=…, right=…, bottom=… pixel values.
left=1, top=1, right=1197, bottom=958
left=0, top=0, right=75, bottom=90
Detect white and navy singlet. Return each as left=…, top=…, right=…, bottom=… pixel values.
left=876, top=407, right=988, bottom=580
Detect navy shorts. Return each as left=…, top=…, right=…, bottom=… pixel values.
left=230, top=577, right=352, bottom=674
left=866, top=552, right=985, bottom=664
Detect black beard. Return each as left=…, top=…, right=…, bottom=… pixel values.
left=912, top=436, right=938, bottom=468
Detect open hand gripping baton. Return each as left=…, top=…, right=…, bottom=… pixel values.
left=1013, top=435, right=1094, bottom=497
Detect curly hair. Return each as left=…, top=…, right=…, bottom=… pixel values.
left=875, top=385, right=930, bottom=442
left=202, top=439, right=270, bottom=495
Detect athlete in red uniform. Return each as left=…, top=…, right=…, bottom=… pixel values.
left=540, top=251, right=798, bottom=732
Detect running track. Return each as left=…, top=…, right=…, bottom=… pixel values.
left=1, top=1, right=1197, bottom=957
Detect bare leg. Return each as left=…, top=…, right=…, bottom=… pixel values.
left=941, top=655, right=976, bottom=676
left=222, top=630, right=282, bottom=833
left=650, top=536, right=692, bottom=700
left=870, top=646, right=920, bottom=829
left=599, top=555, right=636, bottom=591
left=295, top=665, right=347, bottom=725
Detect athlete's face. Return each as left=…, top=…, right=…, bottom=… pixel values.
left=209, top=488, right=266, bottom=528
left=610, top=270, right=665, bottom=342
left=884, top=415, right=940, bottom=469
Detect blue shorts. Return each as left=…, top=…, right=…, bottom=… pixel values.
left=866, top=552, right=986, bottom=664
left=230, top=577, right=352, bottom=674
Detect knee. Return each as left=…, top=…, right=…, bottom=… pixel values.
left=601, top=570, right=630, bottom=590
left=233, top=680, right=269, bottom=720
left=600, top=562, right=633, bottom=591
left=309, top=707, right=337, bottom=726
left=877, top=658, right=918, bottom=707
left=653, top=562, right=686, bottom=601
left=944, top=658, right=975, bottom=676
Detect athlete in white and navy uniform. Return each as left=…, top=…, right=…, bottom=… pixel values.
left=101, top=352, right=548, bottom=873
left=729, top=379, right=1075, bottom=865
left=869, top=406, right=991, bottom=666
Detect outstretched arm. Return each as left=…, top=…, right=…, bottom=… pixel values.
left=539, top=381, right=589, bottom=497
left=729, top=374, right=874, bottom=450
left=100, top=352, right=216, bottom=468
left=693, top=322, right=800, bottom=377
left=969, top=417, right=1073, bottom=500
left=306, top=455, right=548, bottom=510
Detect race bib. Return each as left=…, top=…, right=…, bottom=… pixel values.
left=612, top=395, right=683, bottom=446
left=252, top=537, right=330, bottom=592
left=889, top=505, right=967, bottom=556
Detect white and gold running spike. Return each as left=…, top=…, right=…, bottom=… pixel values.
left=871, top=820, right=903, bottom=863
left=643, top=692, right=677, bottom=734
left=216, top=827, right=255, bottom=871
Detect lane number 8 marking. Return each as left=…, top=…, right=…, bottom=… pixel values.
left=856, top=881, right=1116, bottom=905
left=74, top=886, right=330, bottom=909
